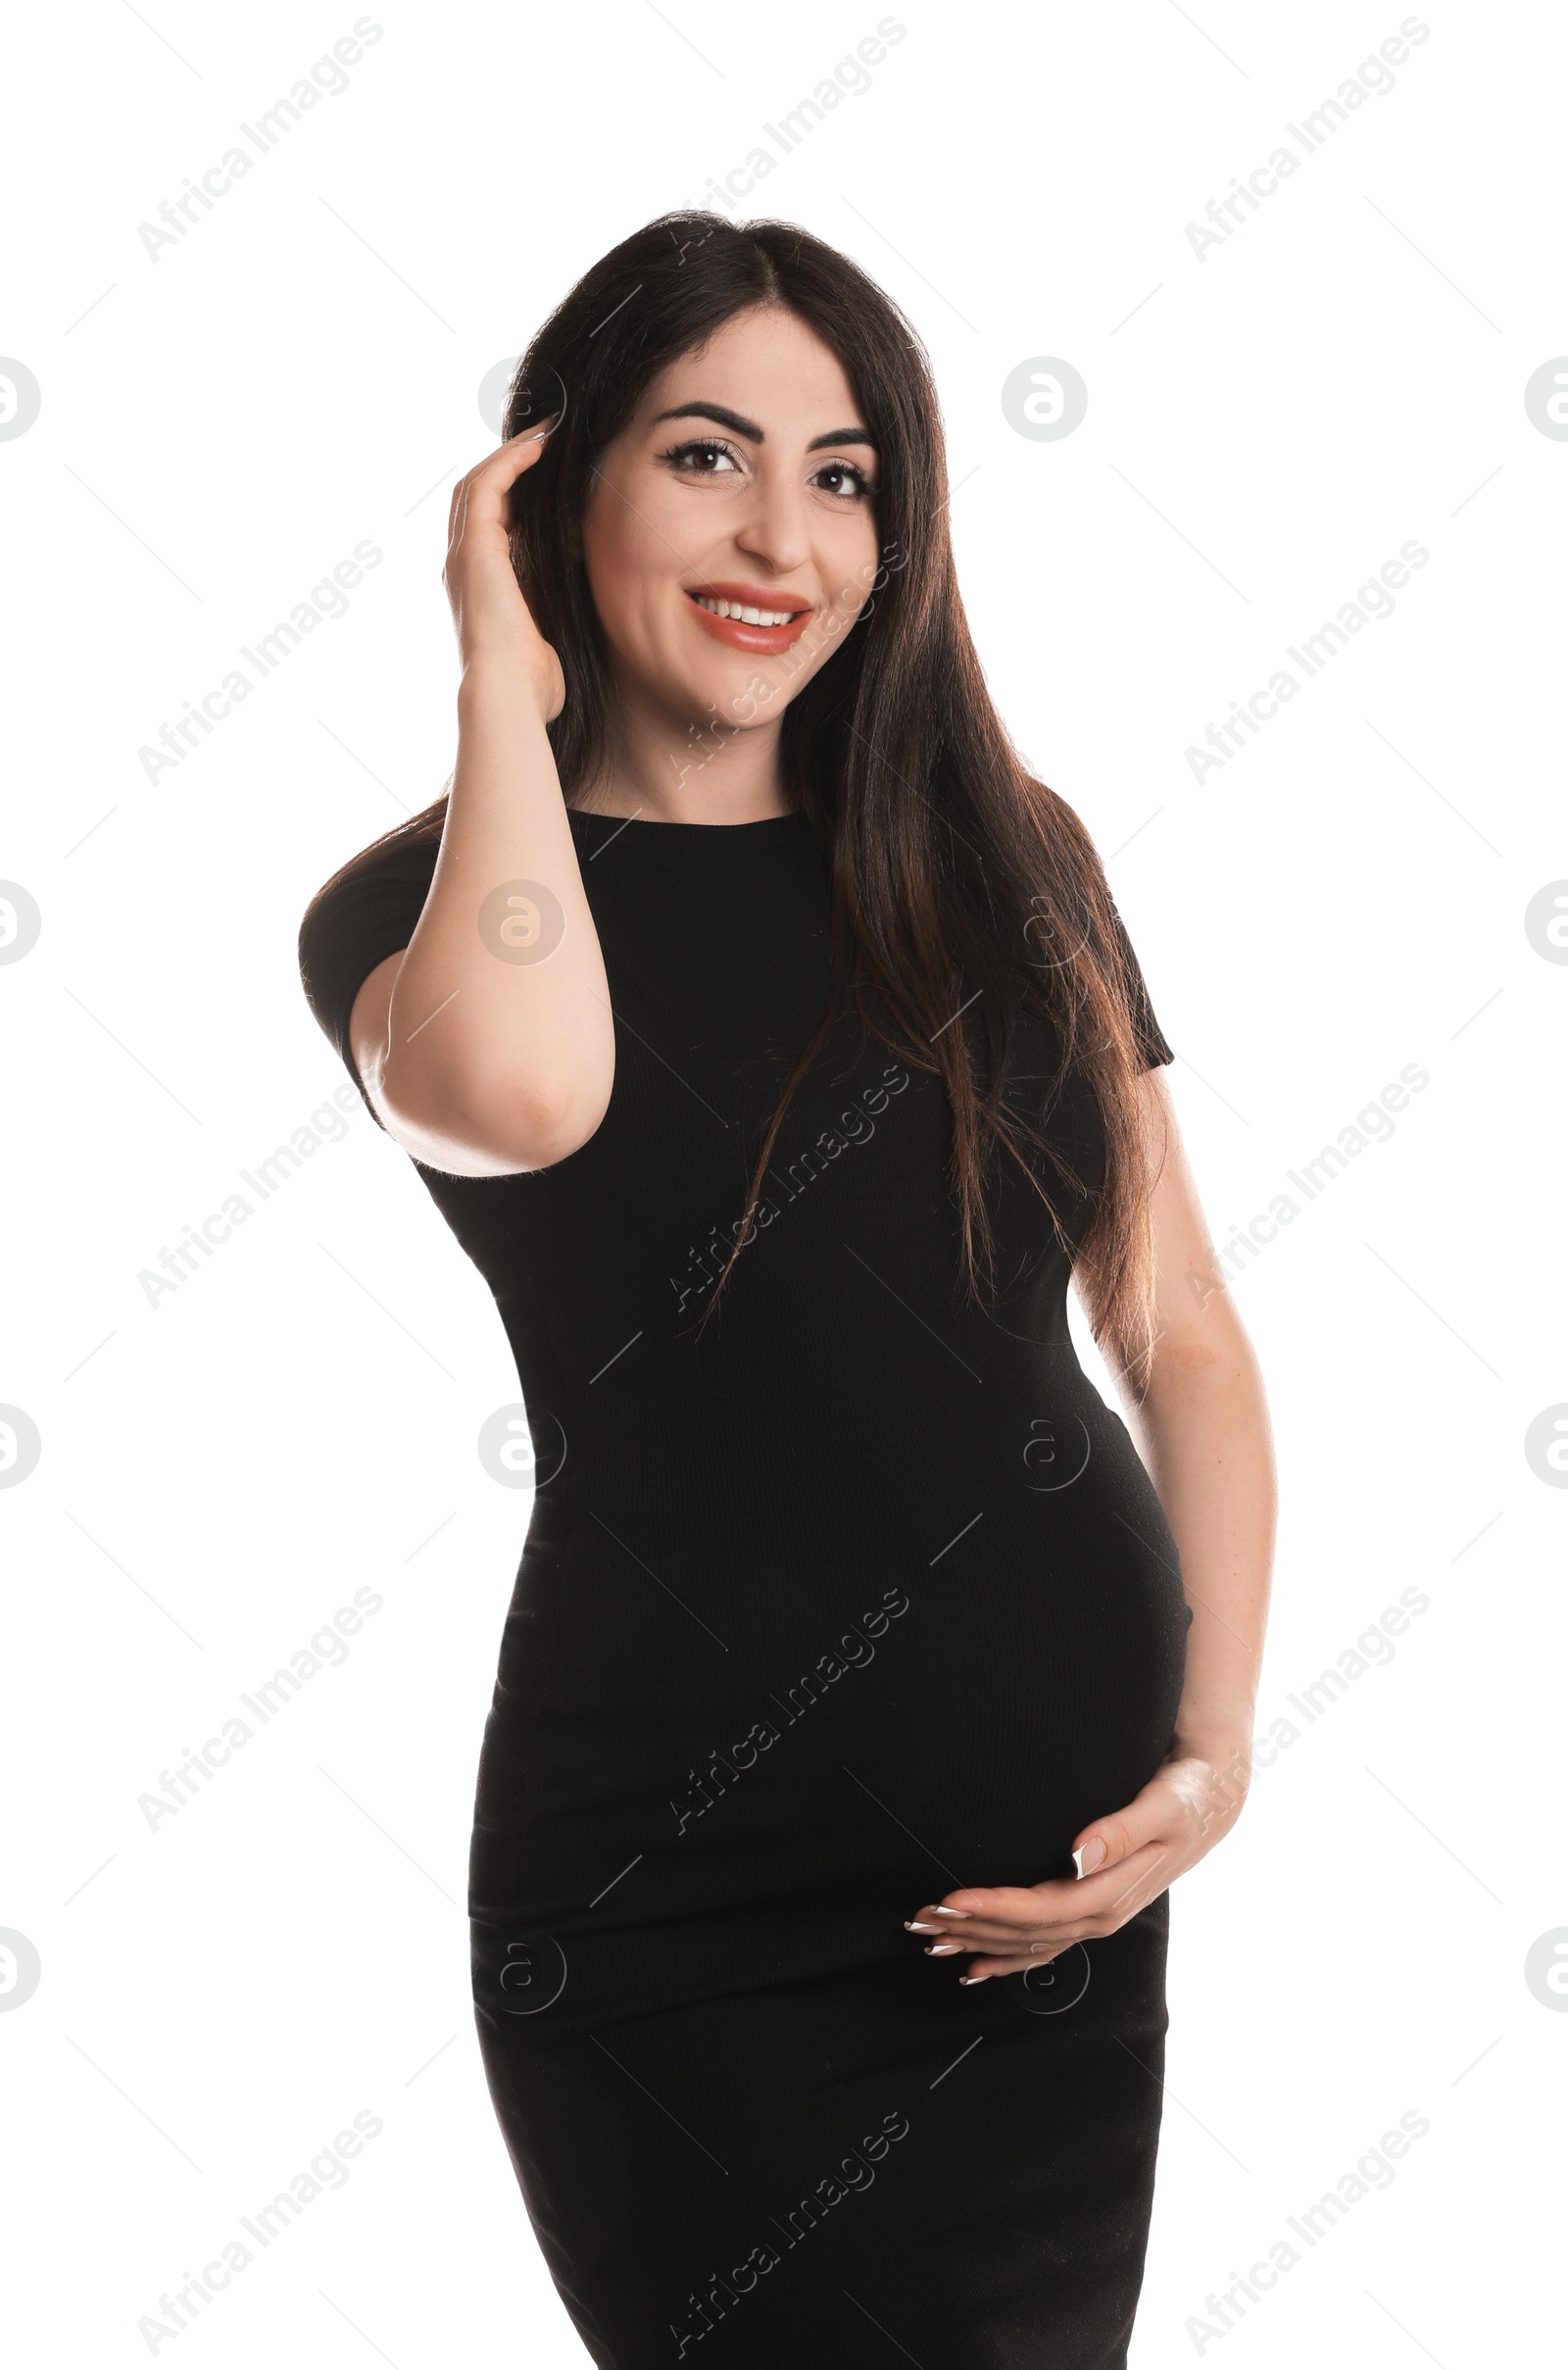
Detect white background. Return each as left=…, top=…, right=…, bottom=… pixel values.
left=3, top=2, right=1563, bottom=2362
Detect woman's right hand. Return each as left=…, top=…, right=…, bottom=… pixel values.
left=443, top=426, right=565, bottom=720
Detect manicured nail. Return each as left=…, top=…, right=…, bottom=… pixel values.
left=1073, top=1839, right=1106, bottom=1878
left=933, top=1905, right=970, bottom=1917
left=926, top=1944, right=961, bottom=1956
left=906, top=1922, right=937, bottom=1933
left=959, top=1972, right=989, bottom=1985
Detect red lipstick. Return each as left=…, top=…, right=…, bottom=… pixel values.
left=683, top=580, right=814, bottom=654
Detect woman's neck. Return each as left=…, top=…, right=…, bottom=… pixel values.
left=572, top=686, right=792, bottom=824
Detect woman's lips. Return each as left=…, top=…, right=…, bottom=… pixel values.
left=683, top=585, right=814, bottom=654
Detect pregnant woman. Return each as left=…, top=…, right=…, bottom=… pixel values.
left=299, top=213, right=1275, bottom=2368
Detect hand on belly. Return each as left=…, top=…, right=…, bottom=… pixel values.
left=902, top=1742, right=1249, bottom=1982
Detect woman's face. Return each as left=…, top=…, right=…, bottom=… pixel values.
left=579, top=305, right=881, bottom=741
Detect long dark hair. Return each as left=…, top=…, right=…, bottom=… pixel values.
left=307, top=211, right=1167, bottom=1377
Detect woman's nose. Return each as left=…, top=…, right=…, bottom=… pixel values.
left=732, top=470, right=810, bottom=577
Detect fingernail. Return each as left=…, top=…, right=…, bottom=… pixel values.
left=925, top=1944, right=962, bottom=1956
left=933, top=1906, right=970, bottom=1918
left=905, top=1922, right=937, bottom=1933
left=1073, top=1839, right=1106, bottom=1878
left=959, top=1972, right=989, bottom=1985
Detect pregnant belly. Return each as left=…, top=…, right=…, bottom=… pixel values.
left=471, top=1391, right=1188, bottom=1940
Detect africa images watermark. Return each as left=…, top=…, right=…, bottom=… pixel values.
left=136, top=2109, right=384, bottom=2354
left=669, top=1063, right=911, bottom=1314
left=136, top=20, right=384, bottom=263
left=1184, top=539, right=1430, bottom=785
left=664, top=540, right=907, bottom=804
left=1251, top=1583, right=1431, bottom=1773
left=1183, top=17, right=1432, bottom=263
left=1187, top=1060, right=1431, bottom=1303
left=136, top=1584, right=385, bottom=1833
left=135, top=541, right=383, bottom=787
left=137, top=1082, right=366, bottom=1308
left=667, top=2109, right=911, bottom=2358
left=669, top=1586, right=911, bottom=1837
left=1182, top=2108, right=1432, bottom=2353
left=694, top=17, right=906, bottom=217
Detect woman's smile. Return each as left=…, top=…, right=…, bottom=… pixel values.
left=683, top=578, right=814, bottom=652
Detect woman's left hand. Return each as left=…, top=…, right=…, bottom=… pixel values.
left=904, top=1740, right=1250, bottom=1982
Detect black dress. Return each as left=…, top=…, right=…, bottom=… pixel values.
left=299, top=803, right=1189, bottom=2370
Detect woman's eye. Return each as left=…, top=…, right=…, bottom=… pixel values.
left=666, top=439, right=740, bottom=474
left=812, top=461, right=874, bottom=501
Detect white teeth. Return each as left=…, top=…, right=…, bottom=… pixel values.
left=694, top=593, right=798, bottom=627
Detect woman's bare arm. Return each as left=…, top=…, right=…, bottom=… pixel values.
left=1119, top=1066, right=1277, bottom=1789
left=350, top=432, right=615, bottom=1178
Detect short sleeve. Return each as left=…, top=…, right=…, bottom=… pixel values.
left=1103, top=896, right=1174, bottom=1070
left=298, top=830, right=439, bottom=1117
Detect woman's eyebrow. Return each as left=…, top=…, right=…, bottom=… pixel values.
left=651, top=403, right=877, bottom=453
left=652, top=402, right=762, bottom=439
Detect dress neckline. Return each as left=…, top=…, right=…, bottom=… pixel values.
left=566, top=805, right=810, bottom=837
